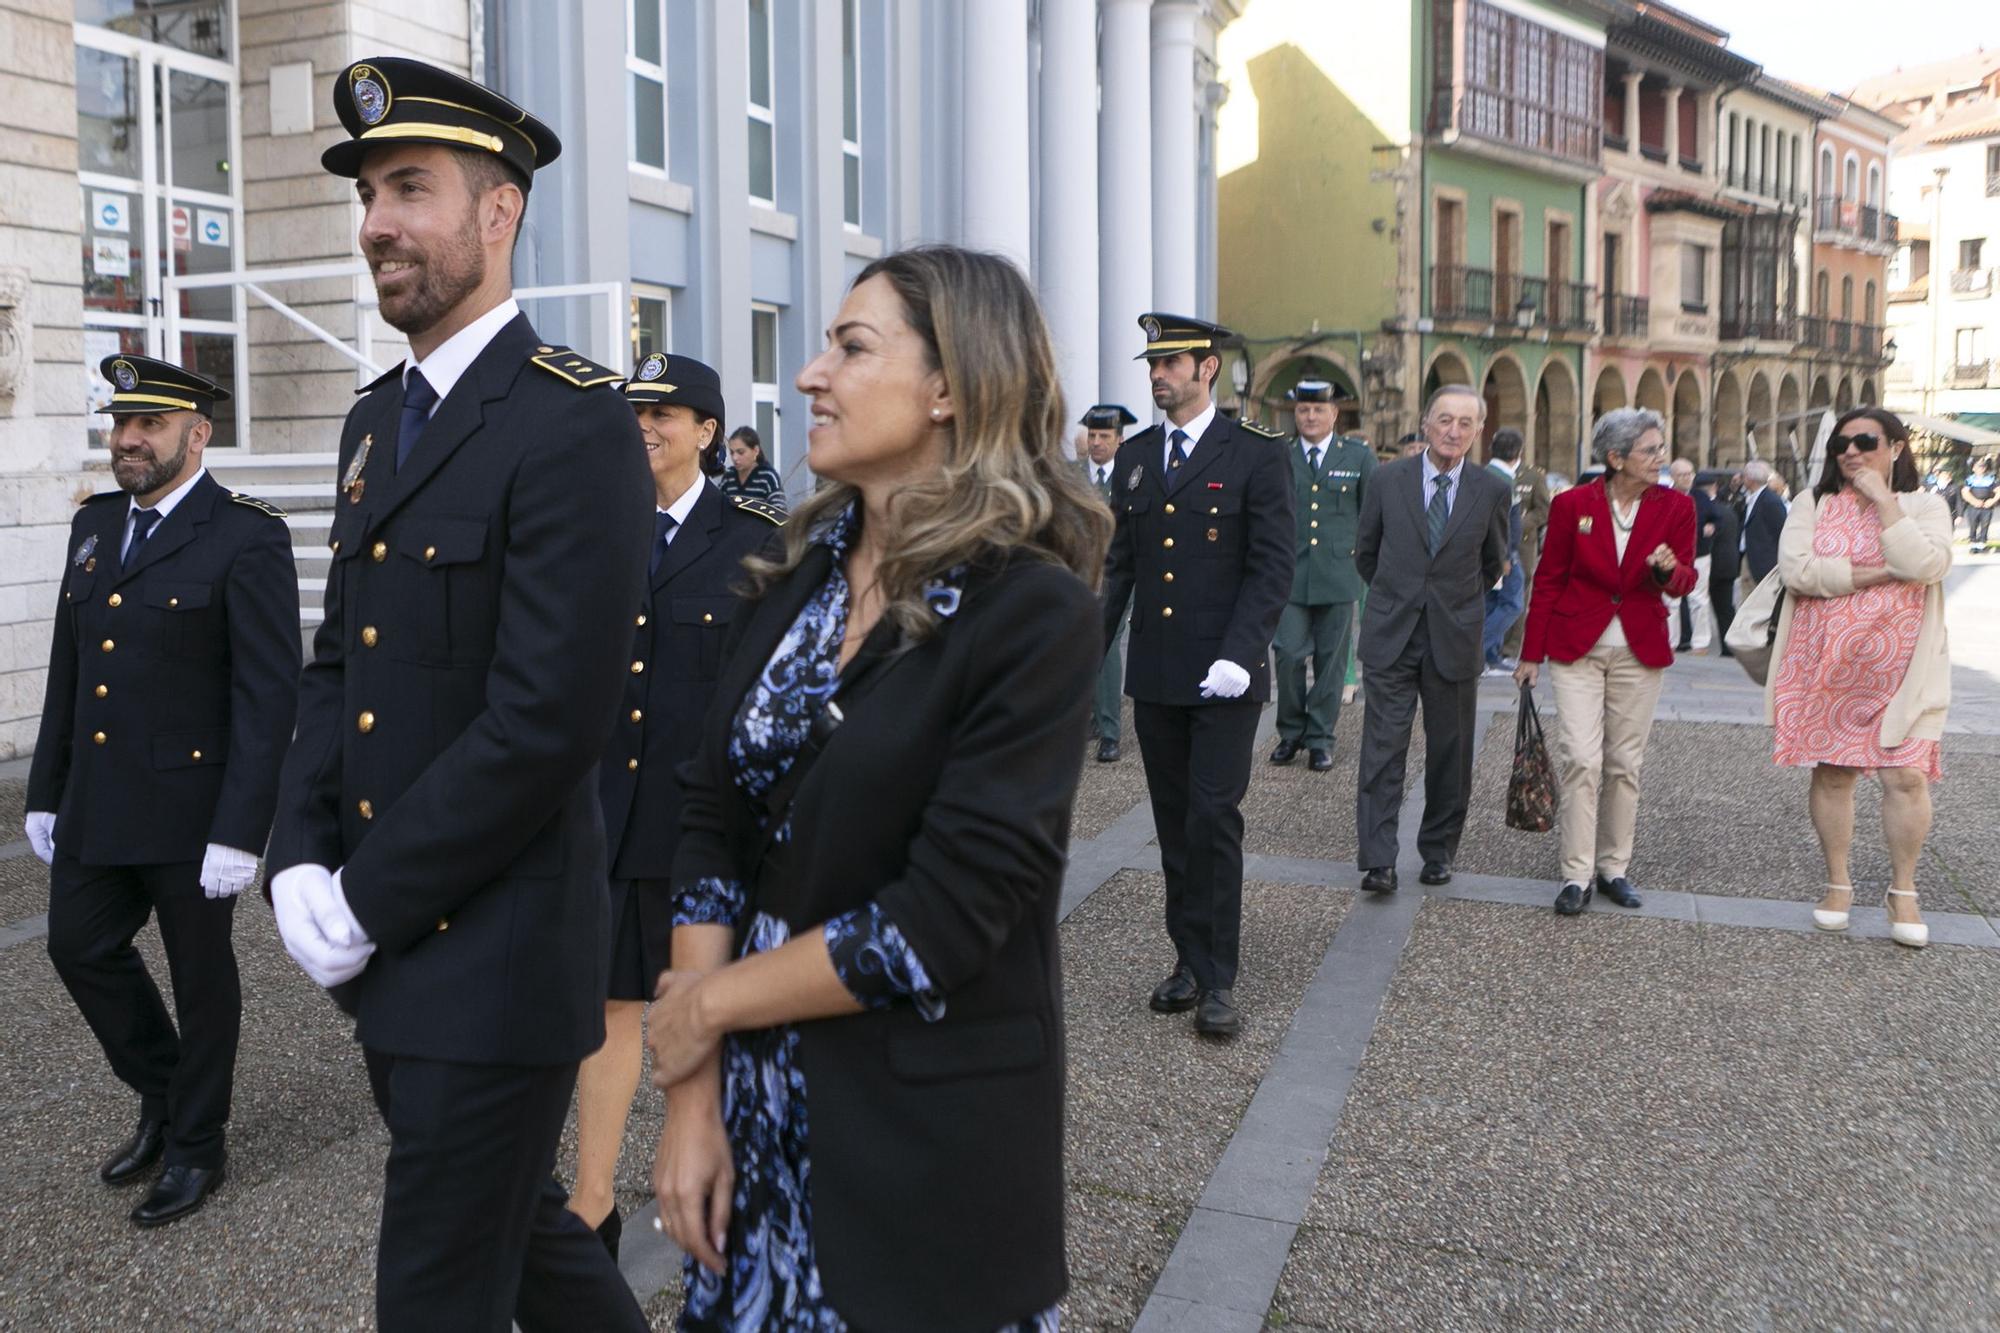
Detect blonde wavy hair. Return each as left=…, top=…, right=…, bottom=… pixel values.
left=740, top=245, right=1113, bottom=641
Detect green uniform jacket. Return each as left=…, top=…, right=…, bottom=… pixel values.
left=1512, top=462, right=1552, bottom=559
left=1289, top=434, right=1375, bottom=605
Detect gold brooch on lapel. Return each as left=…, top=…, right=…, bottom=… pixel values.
left=1578, top=516, right=1594, bottom=534
left=344, top=434, right=374, bottom=505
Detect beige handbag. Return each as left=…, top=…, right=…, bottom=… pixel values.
left=1725, top=569, right=1785, bottom=685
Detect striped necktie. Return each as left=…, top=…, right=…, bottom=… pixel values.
left=1426, top=474, right=1452, bottom=554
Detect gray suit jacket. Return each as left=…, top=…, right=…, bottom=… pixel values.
left=1355, top=454, right=1511, bottom=682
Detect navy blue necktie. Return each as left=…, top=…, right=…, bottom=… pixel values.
left=396, top=369, right=439, bottom=472
left=123, top=508, right=160, bottom=571
left=649, top=510, right=678, bottom=575
left=1166, top=429, right=1189, bottom=489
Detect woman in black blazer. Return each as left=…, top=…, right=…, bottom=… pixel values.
left=645, top=246, right=1110, bottom=1332
left=566, top=354, right=783, bottom=1258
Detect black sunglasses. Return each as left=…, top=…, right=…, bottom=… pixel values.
left=1829, top=433, right=1885, bottom=455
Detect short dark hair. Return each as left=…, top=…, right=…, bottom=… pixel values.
left=452, top=147, right=529, bottom=252
left=1815, top=406, right=1919, bottom=499
left=729, top=425, right=762, bottom=454
left=1489, top=428, right=1523, bottom=461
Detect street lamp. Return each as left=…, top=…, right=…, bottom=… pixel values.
left=1884, top=335, right=1899, bottom=364
left=1514, top=293, right=1537, bottom=329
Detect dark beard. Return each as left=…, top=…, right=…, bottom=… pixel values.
left=114, top=421, right=192, bottom=497
left=373, top=218, right=486, bottom=339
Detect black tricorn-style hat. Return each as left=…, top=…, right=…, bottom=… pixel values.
left=1080, top=404, right=1138, bottom=429
left=1287, top=379, right=1337, bottom=403
left=322, top=56, right=561, bottom=182
left=97, top=354, right=228, bottom=417
left=1134, top=312, right=1236, bottom=361
left=623, top=353, right=726, bottom=422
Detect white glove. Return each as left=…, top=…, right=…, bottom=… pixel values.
left=24, top=812, right=55, bottom=866
left=1198, top=659, right=1252, bottom=699
left=200, top=843, right=260, bottom=899
left=271, top=863, right=375, bottom=988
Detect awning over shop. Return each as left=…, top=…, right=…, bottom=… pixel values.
left=1900, top=412, right=2000, bottom=446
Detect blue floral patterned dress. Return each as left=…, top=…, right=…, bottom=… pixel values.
left=671, top=506, right=1059, bottom=1333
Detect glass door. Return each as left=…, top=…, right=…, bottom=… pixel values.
left=75, top=15, right=244, bottom=449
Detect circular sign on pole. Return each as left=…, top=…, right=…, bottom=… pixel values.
left=169, top=205, right=192, bottom=252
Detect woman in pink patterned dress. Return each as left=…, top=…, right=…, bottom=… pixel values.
left=1769, top=407, right=1953, bottom=947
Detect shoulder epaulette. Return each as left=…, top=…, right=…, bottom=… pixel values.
left=528, top=346, right=623, bottom=389
left=1120, top=425, right=1157, bottom=447
left=229, top=491, right=289, bottom=519
left=733, top=495, right=787, bottom=525
left=82, top=490, right=126, bottom=507
left=356, top=362, right=403, bottom=396
left=1240, top=420, right=1285, bottom=440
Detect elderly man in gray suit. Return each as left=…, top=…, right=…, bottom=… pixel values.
left=1354, top=384, right=1512, bottom=892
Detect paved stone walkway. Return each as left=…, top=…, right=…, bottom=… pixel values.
left=0, top=557, right=1995, bottom=1329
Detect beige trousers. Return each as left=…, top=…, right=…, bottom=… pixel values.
left=1548, top=642, right=1667, bottom=885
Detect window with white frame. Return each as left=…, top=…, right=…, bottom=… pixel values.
left=1819, top=144, right=1834, bottom=196
left=1956, top=327, right=1984, bottom=367
left=1680, top=243, right=1708, bottom=311
left=751, top=304, right=782, bottom=473
left=627, top=0, right=667, bottom=172
left=841, top=0, right=861, bottom=228
left=631, top=286, right=671, bottom=366
left=747, top=0, right=776, bottom=203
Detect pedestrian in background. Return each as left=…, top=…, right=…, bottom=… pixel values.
left=1739, top=458, right=1787, bottom=586
left=1963, top=455, right=1997, bottom=552
left=1771, top=407, right=1952, bottom=949
left=1271, top=379, right=1373, bottom=772
left=1080, top=403, right=1137, bottom=761
left=28, top=355, right=299, bottom=1227
left=1667, top=457, right=1713, bottom=652
left=1500, top=431, right=1553, bottom=665
left=1480, top=427, right=1526, bottom=676
left=645, top=244, right=1107, bottom=1330
left=1697, top=469, right=1742, bottom=654
left=721, top=425, right=788, bottom=513
left=1515, top=408, right=1696, bottom=916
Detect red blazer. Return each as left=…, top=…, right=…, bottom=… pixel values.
left=1520, top=480, right=1698, bottom=668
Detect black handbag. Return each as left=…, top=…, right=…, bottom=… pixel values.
left=1505, top=683, right=1558, bottom=833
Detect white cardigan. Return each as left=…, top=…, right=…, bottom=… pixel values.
left=1763, top=488, right=1953, bottom=745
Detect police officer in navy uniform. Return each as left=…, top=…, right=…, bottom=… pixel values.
left=1080, top=403, right=1136, bottom=761
left=1101, top=314, right=1293, bottom=1037
left=27, top=355, right=300, bottom=1227
left=568, top=353, right=782, bottom=1257
left=263, top=58, right=652, bottom=1332
left=1270, top=379, right=1374, bottom=772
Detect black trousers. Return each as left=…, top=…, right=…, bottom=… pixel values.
left=1971, top=507, right=1994, bottom=544
left=1133, top=697, right=1260, bottom=990
left=1355, top=616, right=1479, bottom=870
left=364, top=1050, right=646, bottom=1333
left=45, top=856, right=238, bottom=1167
left=1709, top=574, right=1738, bottom=649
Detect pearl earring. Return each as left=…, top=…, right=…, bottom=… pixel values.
left=931, top=408, right=943, bottom=420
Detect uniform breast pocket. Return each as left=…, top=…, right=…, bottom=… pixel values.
left=146, top=582, right=220, bottom=659
left=671, top=596, right=737, bottom=676
left=152, top=728, right=229, bottom=771
left=1196, top=496, right=1244, bottom=554
left=395, top=518, right=491, bottom=664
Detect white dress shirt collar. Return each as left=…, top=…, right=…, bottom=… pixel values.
left=129, top=465, right=208, bottom=524
left=404, top=297, right=521, bottom=414
left=1163, top=401, right=1218, bottom=471
left=660, top=473, right=709, bottom=535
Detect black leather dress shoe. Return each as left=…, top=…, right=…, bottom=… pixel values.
left=99, top=1117, right=167, bottom=1186
left=1419, top=860, right=1453, bottom=885
left=596, top=1208, right=622, bottom=1262
left=1554, top=881, right=1593, bottom=915
left=1308, top=748, right=1334, bottom=772
left=1095, top=737, right=1121, bottom=763
left=1594, top=873, right=1643, bottom=909
left=1193, top=989, right=1241, bottom=1037
left=1149, top=965, right=1199, bottom=1013
left=1360, top=866, right=1398, bottom=894
left=131, top=1162, right=224, bottom=1227
left=1269, top=738, right=1300, bottom=765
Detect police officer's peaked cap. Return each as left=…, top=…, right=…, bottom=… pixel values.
left=322, top=56, right=561, bottom=182
left=1135, top=312, right=1236, bottom=361
left=1287, top=379, right=1339, bottom=403
left=98, top=354, right=229, bottom=417
left=1080, top=404, right=1139, bottom=429
left=624, top=353, right=726, bottom=422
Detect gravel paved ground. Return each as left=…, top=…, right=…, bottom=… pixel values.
left=1268, top=898, right=2000, bottom=1330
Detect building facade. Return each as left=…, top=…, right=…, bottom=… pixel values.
left=0, top=0, right=1244, bottom=760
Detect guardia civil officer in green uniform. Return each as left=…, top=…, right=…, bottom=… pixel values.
left=1101, top=315, right=1293, bottom=1037
left=263, top=57, right=652, bottom=1332
left=1081, top=403, right=1137, bottom=761
left=27, top=356, right=299, bottom=1228
left=1270, top=379, right=1375, bottom=772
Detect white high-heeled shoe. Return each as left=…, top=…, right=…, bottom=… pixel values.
left=1812, top=883, right=1852, bottom=932
left=1886, top=887, right=1929, bottom=949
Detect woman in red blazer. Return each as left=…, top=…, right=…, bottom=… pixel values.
left=1516, top=408, right=1698, bottom=915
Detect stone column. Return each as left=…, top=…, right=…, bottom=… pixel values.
left=1038, top=0, right=1099, bottom=432
left=1622, top=69, right=1642, bottom=149
left=1663, top=84, right=1682, bottom=164
left=962, top=0, right=1031, bottom=263
left=1699, top=89, right=1720, bottom=183
left=1150, top=0, right=1200, bottom=315
left=1100, top=0, right=1154, bottom=417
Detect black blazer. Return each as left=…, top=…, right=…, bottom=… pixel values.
left=1741, top=487, right=1786, bottom=582
left=267, top=313, right=653, bottom=1066
left=673, top=547, right=1098, bottom=1333
left=1705, top=498, right=1742, bottom=581
left=1099, top=414, right=1294, bottom=705
left=27, top=473, right=300, bottom=865
left=1355, top=455, right=1511, bottom=682
left=599, top=481, right=779, bottom=879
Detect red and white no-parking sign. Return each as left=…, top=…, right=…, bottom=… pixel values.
left=169, top=205, right=192, bottom=252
